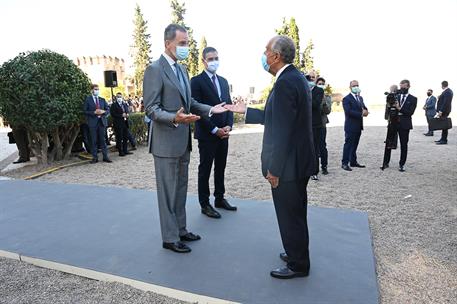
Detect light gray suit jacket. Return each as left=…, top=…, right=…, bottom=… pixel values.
left=143, top=55, right=212, bottom=158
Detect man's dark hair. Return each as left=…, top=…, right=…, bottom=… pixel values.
left=317, top=77, right=326, bottom=84
left=91, top=84, right=99, bottom=90
left=202, top=47, right=218, bottom=59
left=442, top=81, right=449, bottom=87
left=400, top=79, right=410, bottom=87
left=164, top=23, right=187, bottom=41
left=116, top=92, right=122, bottom=95
left=428, top=89, right=433, bottom=93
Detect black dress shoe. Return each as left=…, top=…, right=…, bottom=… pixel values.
left=321, top=167, right=329, bottom=175
left=201, top=204, right=221, bottom=218
left=311, top=175, right=319, bottom=181
left=399, top=166, right=405, bottom=172
left=125, top=151, right=133, bottom=155
left=435, top=139, right=442, bottom=143
left=215, top=199, right=237, bottom=211
left=270, top=266, right=309, bottom=279
left=350, top=163, right=366, bottom=168
left=179, top=232, right=201, bottom=242
left=279, top=253, right=289, bottom=263
left=436, top=140, right=448, bottom=145
left=341, top=164, right=352, bottom=171
left=162, top=242, right=191, bottom=253
left=380, top=163, right=389, bottom=170
left=103, top=158, right=112, bottom=163
left=119, top=153, right=126, bottom=157
left=90, top=159, right=98, bottom=164
left=423, top=132, right=433, bottom=136
left=13, top=159, right=28, bottom=164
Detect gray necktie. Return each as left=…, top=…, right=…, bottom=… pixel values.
left=174, top=63, right=186, bottom=93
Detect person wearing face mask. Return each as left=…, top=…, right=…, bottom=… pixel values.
left=142, top=24, right=228, bottom=254
left=423, top=89, right=437, bottom=136
left=341, top=80, right=368, bottom=171
left=110, top=92, right=133, bottom=157
left=190, top=47, right=235, bottom=219
left=434, top=81, right=453, bottom=145
left=83, top=84, right=112, bottom=164
left=306, top=71, right=324, bottom=181
left=382, top=80, right=417, bottom=172
left=316, top=77, right=332, bottom=175
left=225, top=35, right=316, bottom=279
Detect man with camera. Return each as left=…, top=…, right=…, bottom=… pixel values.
left=381, top=80, right=417, bottom=172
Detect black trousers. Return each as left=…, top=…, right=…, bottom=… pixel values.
left=113, top=121, right=129, bottom=155
left=12, top=126, right=30, bottom=161
left=426, top=116, right=434, bottom=134
left=272, top=177, right=310, bottom=272
left=89, top=120, right=108, bottom=160
left=383, top=128, right=410, bottom=166
left=319, top=127, right=328, bottom=168
left=197, top=138, right=229, bottom=205
left=342, top=131, right=361, bottom=166
left=312, top=127, right=321, bottom=172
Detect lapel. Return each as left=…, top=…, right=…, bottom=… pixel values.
left=202, top=72, right=221, bottom=101
left=160, top=55, right=187, bottom=106
left=351, top=94, right=362, bottom=109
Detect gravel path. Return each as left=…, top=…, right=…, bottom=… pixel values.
left=1, top=124, right=456, bottom=304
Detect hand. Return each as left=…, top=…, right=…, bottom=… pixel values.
left=362, top=109, right=369, bottom=117
left=266, top=170, right=279, bottom=189
left=222, top=126, right=232, bottom=132
left=122, top=113, right=127, bottom=118
left=216, top=128, right=229, bottom=139
left=95, top=109, right=105, bottom=115
left=394, top=102, right=401, bottom=110
left=224, top=102, right=247, bottom=114
left=211, top=102, right=228, bottom=114
left=174, top=107, right=201, bottom=124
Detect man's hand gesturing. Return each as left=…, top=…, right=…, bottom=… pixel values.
left=174, top=107, right=200, bottom=124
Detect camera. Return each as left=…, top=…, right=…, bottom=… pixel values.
left=384, top=91, right=399, bottom=119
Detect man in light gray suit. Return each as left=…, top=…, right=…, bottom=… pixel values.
left=143, top=24, right=227, bottom=253
left=423, top=89, right=437, bottom=136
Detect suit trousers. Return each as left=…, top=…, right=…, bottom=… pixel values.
left=319, top=127, right=328, bottom=169
left=197, top=138, right=229, bottom=205
left=426, top=116, right=434, bottom=134
left=272, top=177, right=310, bottom=272
left=312, top=127, right=321, bottom=172
left=89, top=119, right=108, bottom=160
left=342, top=131, right=361, bottom=166
left=154, top=150, right=190, bottom=243
left=383, top=128, right=410, bottom=166
left=113, top=121, right=128, bottom=154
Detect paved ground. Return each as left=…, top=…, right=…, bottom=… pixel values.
left=1, top=118, right=456, bottom=303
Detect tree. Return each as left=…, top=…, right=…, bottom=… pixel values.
left=301, top=39, right=315, bottom=73
left=198, top=36, right=208, bottom=73
left=130, top=4, right=152, bottom=97
left=276, top=17, right=301, bottom=69
left=170, top=0, right=199, bottom=77
left=0, top=50, right=91, bottom=164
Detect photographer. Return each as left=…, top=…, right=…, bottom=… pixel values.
left=381, top=80, right=417, bottom=172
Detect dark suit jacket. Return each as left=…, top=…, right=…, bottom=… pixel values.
left=110, top=101, right=129, bottom=128
left=398, top=94, right=417, bottom=130
left=84, top=96, right=109, bottom=128
left=437, top=88, right=453, bottom=117
left=190, top=71, right=234, bottom=141
left=343, top=93, right=368, bottom=133
left=311, top=86, right=324, bottom=128
left=245, top=65, right=316, bottom=181
left=424, top=95, right=437, bottom=118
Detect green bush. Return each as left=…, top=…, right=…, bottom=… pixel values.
left=108, top=112, right=149, bottom=145
left=0, top=50, right=91, bottom=163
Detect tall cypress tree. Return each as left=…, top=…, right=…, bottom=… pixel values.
left=275, top=17, right=301, bottom=69
left=198, top=36, right=208, bottom=73
left=170, top=0, right=199, bottom=77
left=130, top=4, right=152, bottom=96
left=301, top=39, right=315, bottom=73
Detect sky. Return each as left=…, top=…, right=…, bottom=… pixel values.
left=1, top=0, right=456, bottom=104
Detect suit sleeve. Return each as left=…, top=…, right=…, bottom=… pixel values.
left=312, top=88, right=323, bottom=112
left=426, top=97, right=436, bottom=109
left=245, top=108, right=265, bottom=124
left=143, top=64, right=176, bottom=127
left=268, top=79, right=296, bottom=177
left=110, top=104, right=122, bottom=118
left=101, top=98, right=109, bottom=118
left=400, top=96, right=417, bottom=116
left=343, top=97, right=363, bottom=118
left=83, top=98, right=96, bottom=117
left=190, top=76, right=216, bottom=133
left=437, top=92, right=450, bottom=113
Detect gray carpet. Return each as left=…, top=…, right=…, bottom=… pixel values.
left=0, top=180, right=379, bottom=304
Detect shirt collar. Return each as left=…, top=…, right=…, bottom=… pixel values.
left=204, top=69, right=217, bottom=79
left=162, top=52, right=176, bottom=67
left=276, top=64, right=291, bottom=79
left=351, top=93, right=359, bottom=99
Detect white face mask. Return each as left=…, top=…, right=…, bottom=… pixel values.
left=117, top=97, right=123, bottom=103
left=317, top=84, right=325, bottom=89
left=206, top=60, right=219, bottom=73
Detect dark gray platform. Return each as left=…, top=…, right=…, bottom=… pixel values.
left=0, top=180, right=379, bottom=304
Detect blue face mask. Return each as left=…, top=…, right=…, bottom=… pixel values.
left=308, top=81, right=316, bottom=88
left=351, top=86, right=361, bottom=94
left=93, top=90, right=100, bottom=97
left=261, top=54, right=270, bottom=72
left=176, top=46, right=189, bottom=60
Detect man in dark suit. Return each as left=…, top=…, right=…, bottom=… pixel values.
left=423, top=89, right=437, bottom=136
left=383, top=80, right=417, bottom=172
left=110, top=92, right=133, bottom=157
left=225, top=36, right=316, bottom=279
left=83, top=84, right=112, bottom=163
left=191, top=47, right=235, bottom=219
left=435, top=81, right=453, bottom=145
left=341, top=80, right=368, bottom=171
left=306, top=71, right=324, bottom=180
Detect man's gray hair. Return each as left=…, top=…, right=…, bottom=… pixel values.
left=271, top=35, right=295, bottom=64
left=164, top=23, right=187, bottom=41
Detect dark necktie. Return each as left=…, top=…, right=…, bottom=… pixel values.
left=174, top=63, right=186, bottom=93
left=401, top=95, right=406, bottom=107
left=95, top=97, right=100, bottom=109
left=211, top=75, right=219, bottom=97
